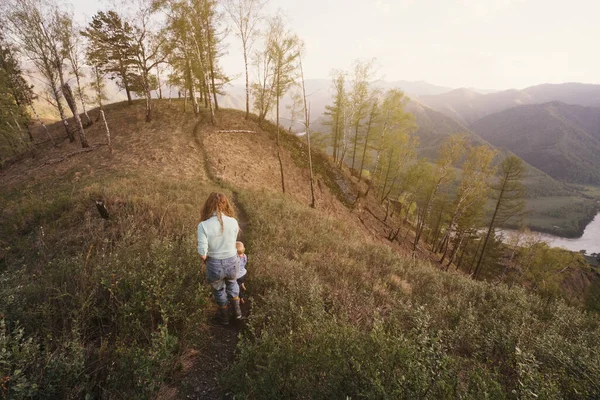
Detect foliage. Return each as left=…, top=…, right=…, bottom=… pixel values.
left=0, top=33, right=33, bottom=162
left=82, top=10, right=139, bottom=103
left=225, top=189, right=600, bottom=398
left=0, top=164, right=219, bottom=397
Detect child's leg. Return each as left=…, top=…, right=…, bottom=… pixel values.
left=237, top=277, right=246, bottom=303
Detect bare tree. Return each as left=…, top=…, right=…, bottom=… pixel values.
left=267, top=14, right=300, bottom=193
left=298, top=52, right=315, bottom=208
left=130, top=2, right=169, bottom=122
left=60, top=14, right=92, bottom=125
left=224, top=0, right=267, bottom=119
left=7, top=0, right=74, bottom=141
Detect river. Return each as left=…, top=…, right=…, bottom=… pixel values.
left=501, top=212, right=600, bottom=254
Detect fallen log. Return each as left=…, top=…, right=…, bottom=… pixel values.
left=34, top=144, right=104, bottom=170
left=216, top=130, right=256, bottom=134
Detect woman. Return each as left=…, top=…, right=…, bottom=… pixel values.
left=197, top=192, right=241, bottom=325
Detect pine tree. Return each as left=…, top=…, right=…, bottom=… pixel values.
left=82, top=11, right=138, bottom=106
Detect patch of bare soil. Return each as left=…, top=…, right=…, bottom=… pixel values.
left=200, top=111, right=352, bottom=221
left=157, top=309, right=249, bottom=400
left=0, top=101, right=207, bottom=190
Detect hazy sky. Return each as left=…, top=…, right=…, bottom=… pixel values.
left=72, top=0, right=600, bottom=90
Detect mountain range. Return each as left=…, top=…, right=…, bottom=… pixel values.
left=66, top=77, right=600, bottom=187
left=271, top=80, right=600, bottom=187
left=418, top=82, right=600, bottom=125
left=471, top=102, right=600, bottom=185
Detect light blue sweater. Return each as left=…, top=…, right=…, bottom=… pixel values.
left=197, top=214, right=239, bottom=259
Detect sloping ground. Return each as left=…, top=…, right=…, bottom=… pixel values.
left=1, top=101, right=600, bottom=399
left=0, top=101, right=244, bottom=399
left=225, top=189, right=600, bottom=398
left=471, top=102, right=600, bottom=185
left=191, top=108, right=600, bottom=397
left=0, top=100, right=392, bottom=399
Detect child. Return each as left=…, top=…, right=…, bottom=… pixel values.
left=236, top=241, right=248, bottom=304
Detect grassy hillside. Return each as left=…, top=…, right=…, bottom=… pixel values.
left=1, top=101, right=600, bottom=398
left=471, top=102, right=600, bottom=185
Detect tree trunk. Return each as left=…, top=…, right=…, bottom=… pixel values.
left=156, top=64, right=163, bottom=99
left=100, top=109, right=112, bottom=153
left=74, top=73, right=92, bottom=126
left=332, top=112, right=340, bottom=162
left=118, top=57, right=133, bottom=105
left=243, top=46, right=250, bottom=119
left=183, top=88, right=187, bottom=113
left=299, top=58, right=315, bottom=208
left=125, top=87, right=132, bottom=105
left=62, top=83, right=89, bottom=148
left=358, top=102, right=377, bottom=183
left=52, top=84, right=73, bottom=142
left=187, top=62, right=199, bottom=115
left=351, top=123, right=359, bottom=172
left=205, top=19, right=219, bottom=111
left=30, top=105, right=54, bottom=146
left=474, top=175, right=508, bottom=279
left=380, top=149, right=394, bottom=202
left=145, top=85, right=153, bottom=122
left=276, top=85, right=286, bottom=193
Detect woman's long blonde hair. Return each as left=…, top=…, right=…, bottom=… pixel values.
left=200, top=192, right=236, bottom=232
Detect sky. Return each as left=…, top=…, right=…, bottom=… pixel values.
left=71, top=0, right=600, bottom=91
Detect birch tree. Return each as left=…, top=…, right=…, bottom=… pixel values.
left=348, top=59, right=375, bottom=173
left=323, top=70, right=346, bottom=163
left=130, top=1, right=169, bottom=122
left=60, top=15, right=92, bottom=125
left=413, top=134, right=467, bottom=251
left=224, top=0, right=267, bottom=119
left=267, top=14, right=300, bottom=193
left=7, top=0, right=73, bottom=141
left=437, top=145, right=497, bottom=265
left=298, top=52, right=316, bottom=208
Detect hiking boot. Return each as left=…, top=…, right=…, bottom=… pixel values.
left=217, top=306, right=229, bottom=325
left=232, top=297, right=242, bottom=320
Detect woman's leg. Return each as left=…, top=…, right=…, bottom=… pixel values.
left=205, top=258, right=228, bottom=307
left=224, top=256, right=241, bottom=318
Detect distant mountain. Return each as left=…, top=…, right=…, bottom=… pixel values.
left=405, top=100, right=571, bottom=196
left=418, top=83, right=600, bottom=125
left=404, top=99, right=487, bottom=157
left=377, top=80, right=453, bottom=96
left=471, top=102, right=600, bottom=185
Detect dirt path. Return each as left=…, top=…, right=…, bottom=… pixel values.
left=161, top=121, right=251, bottom=400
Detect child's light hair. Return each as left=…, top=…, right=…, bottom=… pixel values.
left=236, top=241, right=245, bottom=254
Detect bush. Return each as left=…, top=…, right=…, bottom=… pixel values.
left=225, top=189, right=600, bottom=399
left=0, top=171, right=223, bottom=397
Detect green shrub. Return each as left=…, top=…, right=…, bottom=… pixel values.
left=225, top=189, right=600, bottom=399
